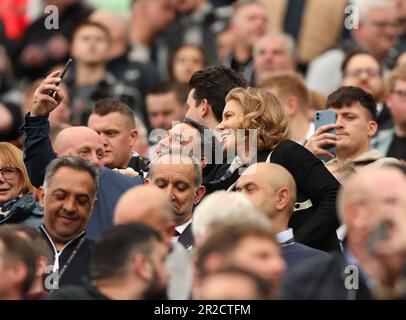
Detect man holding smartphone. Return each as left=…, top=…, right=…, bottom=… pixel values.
left=305, top=86, right=399, bottom=170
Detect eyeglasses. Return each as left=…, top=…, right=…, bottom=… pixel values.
left=392, top=89, right=406, bottom=98
left=344, top=69, right=380, bottom=78
left=0, top=167, right=19, bottom=180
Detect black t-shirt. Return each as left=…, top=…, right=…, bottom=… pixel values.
left=387, top=134, right=406, bottom=160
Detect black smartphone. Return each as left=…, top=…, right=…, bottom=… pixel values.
left=49, top=58, right=72, bottom=97
left=367, top=220, right=391, bottom=255
left=314, top=110, right=337, bottom=157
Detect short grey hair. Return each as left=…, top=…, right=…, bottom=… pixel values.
left=352, top=0, right=395, bottom=23
left=147, top=151, right=203, bottom=189
left=253, top=32, right=297, bottom=60
left=44, top=156, right=99, bottom=195
left=192, top=191, right=272, bottom=241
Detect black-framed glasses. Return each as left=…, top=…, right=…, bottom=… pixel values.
left=0, top=167, right=19, bottom=179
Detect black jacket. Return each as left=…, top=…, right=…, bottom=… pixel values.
left=282, top=252, right=372, bottom=300
left=40, top=225, right=93, bottom=289
left=47, top=283, right=109, bottom=300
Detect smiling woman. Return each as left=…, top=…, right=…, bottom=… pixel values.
left=0, top=142, right=43, bottom=228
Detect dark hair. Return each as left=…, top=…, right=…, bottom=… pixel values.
left=168, top=44, right=208, bottom=81
left=326, top=86, right=377, bottom=121
left=72, top=20, right=111, bottom=41
left=189, top=66, right=248, bottom=122
left=201, top=267, right=271, bottom=300
left=182, top=117, right=223, bottom=165
left=7, top=225, right=53, bottom=264
left=341, top=48, right=383, bottom=76
left=195, top=223, right=277, bottom=277
left=147, top=81, right=190, bottom=105
left=44, top=156, right=100, bottom=195
left=91, top=223, right=162, bottom=280
left=91, top=98, right=135, bottom=129
left=0, top=225, right=37, bottom=294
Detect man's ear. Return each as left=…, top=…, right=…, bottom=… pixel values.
left=275, top=187, right=290, bottom=211
left=133, top=254, right=152, bottom=282
left=38, top=187, right=46, bottom=209
left=194, top=185, right=206, bottom=205
left=285, top=96, right=299, bottom=117
left=201, top=99, right=211, bottom=117
left=368, top=120, right=378, bottom=138
left=129, top=128, right=138, bottom=148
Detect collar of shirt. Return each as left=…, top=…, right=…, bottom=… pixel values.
left=173, top=219, right=192, bottom=243
left=275, top=228, right=294, bottom=245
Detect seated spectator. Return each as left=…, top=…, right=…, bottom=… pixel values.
left=87, top=99, right=149, bottom=173
left=66, top=21, right=140, bottom=125
left=282, top=166, right=406, bottom=300
left=306, top=0, right=397, bottom=96
left=236, top=163, right=329, bottom=268
left=215, top=87, right=341, bottom=251
left=146, top=81, right=188, bottom=131
left=48, top=223, right=169, bottom=300
left=222, top=1, right=268, bottom=81
left=374, top=65, right=406, bottom=161
left=340, top=49, right=392, bottom=131
left=185, top=66, right=248, bottom=130
left=114, top=185, right=193, bottom=300
left=195, top=267, right=272, bottom=300
left=0, top=225, right=36, bottom=300
left=169, top=45, right=208, bottom=85
left=259, top=71, right=312, bottom=144
left=38, top=156, right=98, bottom=288
left=0, top=142, right=43, bottom=228
left=146, top=152, right=206, bottom=250
left=192, top=190, right=271, bottom=247
left=7, top=224, right=53, bottom=300
left=195, top=223, right=286, bottom=299
left=253, top=32, right=296, bottom=85
left=306, top=86, right=400, bottom=169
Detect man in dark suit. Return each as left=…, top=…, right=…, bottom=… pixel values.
left=146, top=152, right=206, bottom=250
left=282, top=166, right=406, bottom=300
left=235, top=163, right=328, bottom=270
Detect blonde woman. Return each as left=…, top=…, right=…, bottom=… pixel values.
left=0, top=142, right=43, bottom=227
left=216, top=87, right=340, bottom=252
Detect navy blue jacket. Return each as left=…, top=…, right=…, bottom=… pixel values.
left=22, top=114, right=143, bottom=239
left=282, top=242, right=329, bottom=272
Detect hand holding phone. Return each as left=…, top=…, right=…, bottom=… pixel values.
left=49, top=58, right=72, bottom=98
left=305, top=110, right=337, bottom=161
left=367, top=220, right=391, bottom=256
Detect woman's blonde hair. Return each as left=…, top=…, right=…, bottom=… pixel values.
left=225, top=87, right=291, bottom=151
left=0, top=142, right=34, bottom=194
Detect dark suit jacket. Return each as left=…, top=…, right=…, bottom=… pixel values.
left=282, top=242, right=329, bottom=271
left=282, top=252, right=372, bottom=300
left=178, top=223, right=193, bottom=250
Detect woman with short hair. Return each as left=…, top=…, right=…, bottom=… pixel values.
left=0, top=142, right=43, bottom=227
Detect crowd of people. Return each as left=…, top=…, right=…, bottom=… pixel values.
left=1, top=0, right=406, bottom=300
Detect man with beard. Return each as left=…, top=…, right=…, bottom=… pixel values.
left=48, top=223, right=169, bottom=300
left=38, top=156, right=99, bottom=288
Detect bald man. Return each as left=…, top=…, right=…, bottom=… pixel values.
left=235, top=163, right=328, bottom=269
left=22, top=75, right=143, bottom=239
left=283, top=166, right=406, bottom=300
left=114, top=185, right=194, bottom=300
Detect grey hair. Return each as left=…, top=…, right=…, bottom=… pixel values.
left=147, top=151, right=203, bottom=189
left=43, top=156, right=99, bottom=195
left=253, top=32, right=297, bottom=60
left=352, top=0, right=395, bottom=23
left=192, top=191, right=272, bottom=241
